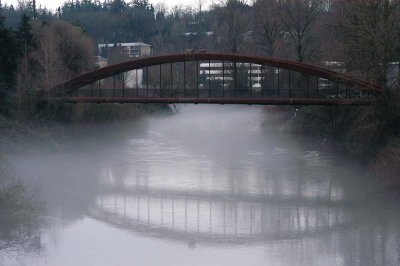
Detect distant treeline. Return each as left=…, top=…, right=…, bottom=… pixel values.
left=2, top=1, right=400, bottom=83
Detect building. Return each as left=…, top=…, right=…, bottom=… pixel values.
left=199, top=62, right=263, bottom=90
left=98, top=42, right=152, bottom=59
left=96, top=42, right=152, bottom=90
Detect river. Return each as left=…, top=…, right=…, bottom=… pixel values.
left=1, top=105, right=400, bottom=266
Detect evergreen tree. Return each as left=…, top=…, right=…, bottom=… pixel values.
left=0, top=12, right=18, bottom=114
left=15, top=14, right=38, bottom=116
left=17, top=14, right=36, bottom=55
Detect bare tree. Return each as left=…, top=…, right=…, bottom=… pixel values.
left=253, top=0, right=281, bottom=56
left=334, top=0, right=400, bottom=87
left=195, top=0, right=207, bottom=28
left=216, top=0, right=249, bottom=53
left=35, top=23, right=64, bottom=89
left=15, top=20, right=95, bottom=117
left=279, top=0, right=323, bottom=62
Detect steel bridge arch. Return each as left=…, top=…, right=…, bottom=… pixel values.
left=45, top=53, right=384, bottom=105
left=50, top=53, right=383, bottom=93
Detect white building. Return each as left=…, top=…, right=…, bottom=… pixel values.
left=97, top=42, right=152, bottom=89
left=199, top=62, right=263, bottom=89
left=98, top=42, right=152, bottom=59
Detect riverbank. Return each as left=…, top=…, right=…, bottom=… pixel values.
left=0, top=157, right=43, bottom=254
left=262, top=99, right=400, bottom=187
left=369, top=139, right=400, bottom=187
left=0, top=103, right=173, bottom=152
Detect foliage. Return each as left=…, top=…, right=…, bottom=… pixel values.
left=53, top=103, right=171, bottom=124
left=0, top=14, right=19, bottom=114
left=0, top=0, right=338, bottom=63
left=214, top=0, right=250, bottom=53
left=61, top=0, right=157, bottom=43
left=369, top=137, right=400, bottom=185
left=13, top=18, right=95, bottom=119
left=293, top=106, right=357, bottom=136
left=252, top=0, right=281, bottom=56
left=279, top=0, right=324, bottom=62
left=0, top=177, right=43, bottom=252
left=334, top=0, right=400, bottom=86
left=50, top=20, right=95, bottom=75
left=292, top=92, right=400, bottom=162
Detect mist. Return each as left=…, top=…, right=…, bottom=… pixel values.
left=0, top=105, right=399, bottom=266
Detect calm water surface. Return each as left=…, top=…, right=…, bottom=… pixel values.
left=2, top=105, right=400, bottom=266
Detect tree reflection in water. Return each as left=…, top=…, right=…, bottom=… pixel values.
left=0, top=161, right=43, bottom=256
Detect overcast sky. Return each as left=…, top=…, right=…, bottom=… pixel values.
left=2, top=0, right=210, bottom=11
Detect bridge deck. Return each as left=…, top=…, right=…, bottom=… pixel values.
left=46, top=97, right=373, bottom=106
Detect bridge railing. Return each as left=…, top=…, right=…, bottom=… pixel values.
left=62, top=86, right=373, bottom=100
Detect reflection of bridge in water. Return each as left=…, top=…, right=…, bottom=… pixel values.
left=90, top=185, right=358, bottom=246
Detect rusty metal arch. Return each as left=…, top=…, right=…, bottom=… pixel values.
left=48, top=53, right=383, bottom=95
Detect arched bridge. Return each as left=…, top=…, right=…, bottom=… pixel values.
left=43, top=53, right=384, bottom=105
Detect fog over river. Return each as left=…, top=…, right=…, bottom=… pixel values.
left=2, top=105, right=400, bottom=266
